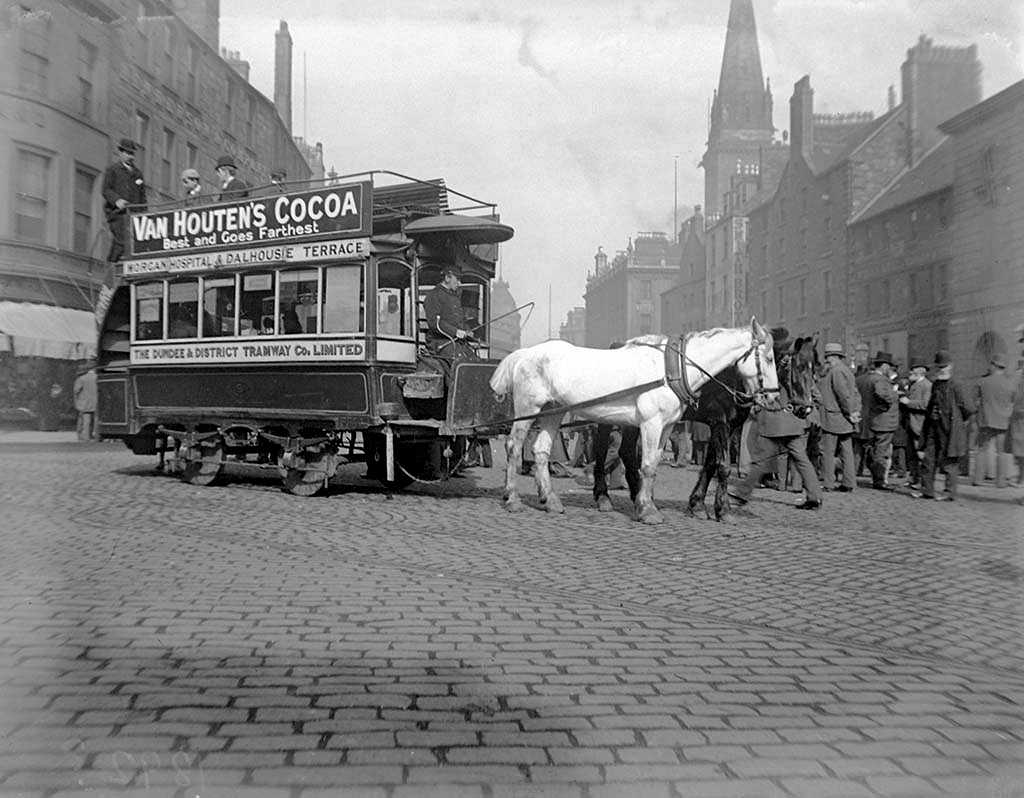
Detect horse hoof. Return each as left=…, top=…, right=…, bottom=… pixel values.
left=596, top=495, right=613, bottom=512
left=504, top=498, right=525, bottom=513
left=545, top=497, right=565, bottom=514
left=639, top=510, right=665, bottom=525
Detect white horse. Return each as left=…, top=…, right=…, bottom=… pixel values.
left=489, top=319, right=779, bottom=524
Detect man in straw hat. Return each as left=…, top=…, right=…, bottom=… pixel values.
left=817, top=343, right=861, bottom=492
left=972, top=351, right=1014, bottom=487
left=913, top=351, right=976, bottom=501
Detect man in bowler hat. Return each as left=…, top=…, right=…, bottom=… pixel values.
left=973, top=352, right=1014, bottom=487
left=216, top=154, right=249, bottom=201
left=914, top=351, right=976, bottom=500
left=860, top=350, right=899, bottom=490
left=101, top=138, right=147, bottom=262
left=818, top=342, right=861, bottom=492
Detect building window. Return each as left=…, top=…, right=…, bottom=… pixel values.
left=866, top=224, right=875, bottom=254
left=186, top=142, right=198, bottom=169
left=639, top=313, right=652, bottom=335
left=187, top=42, right=199, bottom=104
left=224, top=79, right=234, bottom=129
left=73, top=165, right=96, bottom=254
left=881, top=220, right=890, bottom=252
left=638, top=280, right=652, bottom=300
left=15, top=148, right=51, bottom=243
left=937, top=195, right=950, bottom=228
left=881, top=279, right=891, bottom=315
left=163, top=22, right=176, bottom=87
left=77, top=38, right=97, bottom=118
left=823, top=271, right=832, bottom=310
left=909, top=271, right=917, bottom=308
left=936, top=262, right=949, bottom=302
left=823, top=215, right=831, bottom=238
left=134, top=111, right=149, bottom=173
left=18, top=8, right=51, bottom=97
left=863, top=284, right=872, bottom=317
left=799, top=278, right=806, bottom=316
left=909, top=208, right=919, bottom=241
left=160, top=128, right=175, bottom=193
left=937, top=328, right=948, bottom=351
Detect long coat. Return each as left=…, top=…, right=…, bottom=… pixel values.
left=902, top=376, right=932, bottom=436
left=1010, top=377, right=1024, bottom=456
left=864, top=371, right=898, bottom=432
left=920, top=377, right=976, bottom=459
left=101, top=161, right=146, bottom=219
left=975, top=369, right=1014, bottom=430
left=818, top=359, right=860, bottom=435
left=753, top=380, right=805, bottom=439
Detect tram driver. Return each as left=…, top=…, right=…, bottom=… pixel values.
left=422, top=266, right=476, bottom=356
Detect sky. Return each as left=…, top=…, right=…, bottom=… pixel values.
left=219, top=0, right=1024, bottom=346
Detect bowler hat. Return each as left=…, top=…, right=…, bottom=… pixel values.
left=117, top=137, right=137, bottom=153
left=215, top=154, right=236, bottom=170
left=824, top=342, right=845, bottom=357
left=873, top=350, right=896, bottom=366
left=934, top=350, right=951, bottom=367
left=910, top=358, right=928, bottom=370
left=270, top=167, right=287, bottom=180
left=990, top=352, right=1007, bottom=369
left=769, top=326, right=791, bottom=353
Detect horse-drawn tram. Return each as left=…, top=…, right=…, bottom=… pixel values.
left=95, top=172, right=515, bottom=495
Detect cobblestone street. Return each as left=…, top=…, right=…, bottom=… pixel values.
left=0, top=435, right=1022, bottom=797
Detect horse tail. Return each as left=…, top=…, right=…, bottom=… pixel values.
left=489, top=349, right=523, bottom=399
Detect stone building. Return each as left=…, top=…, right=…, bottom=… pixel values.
left=558, top=306, right=585, bottom=347
left=584, top=234, right=682, bottom=348
left=940, top=79, right=1024, bottom=376
left=0, top=0, right=320, bottom=425
left=660, top=210, right=707, bottom=336
left=747, top=37, right=981, bottom=352
left=489, top=277, right=522, bottom=358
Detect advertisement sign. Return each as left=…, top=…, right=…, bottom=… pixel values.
left=122, top=237, right=370, bottom=277
left=130, top=338, right=366, bottom=365
left=128, top=182, right=372, bottom=257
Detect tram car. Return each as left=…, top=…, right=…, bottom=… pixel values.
left=95, top=172, right=515, bottom=495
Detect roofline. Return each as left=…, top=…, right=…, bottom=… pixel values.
left=938, top=77, right=1024, bottom=133
left=818, top=105, right=902, bottom=177
left=848, top=137, right=952, bottom=225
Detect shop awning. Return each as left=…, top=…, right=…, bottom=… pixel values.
left=0, top=301, right=97, bottom=360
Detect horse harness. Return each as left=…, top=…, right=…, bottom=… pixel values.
left=661, top=333, right=770, bottom=408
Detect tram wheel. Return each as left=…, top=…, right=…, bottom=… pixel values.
left=282, top=450, right=328, bottom=497
left=180, top=439, right=224, bottom=486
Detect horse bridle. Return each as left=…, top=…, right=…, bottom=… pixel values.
left=672, top=333, right=778, bottom=407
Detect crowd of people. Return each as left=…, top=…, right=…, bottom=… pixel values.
left=102, top=137, right=286, bottom=263
left=724, top=327, right=1024, bottom=510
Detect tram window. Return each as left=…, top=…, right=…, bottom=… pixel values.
left=168, top=280, right=199, bottom=339
left=460, top=281, right=487, bottom=343
left=202, top=276, right=236, bottom=337
left=377, top=258, right=412, bottom=337
left=322, top=264, right=364, bottom=333
left=135, top=282, right=164, bottom=340
left=280, top=269, right=318, bottom=334
left=241, top=273, right=275, bottom=335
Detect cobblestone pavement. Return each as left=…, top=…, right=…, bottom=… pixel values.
left=0, top=438, right=1022, bottom=797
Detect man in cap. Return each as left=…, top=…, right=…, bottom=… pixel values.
left=817, top=342, right=861, bottom=492
left=972, top=352, right=1014, bottom=487
left=101, top=137, right=147, bottom=262
left=216, top=154, right=249, bottom=201
left=422, top=266, right=475, bottom=356
left=180, top=167, right=203, bottom=205
left=730, top=328, right=823, bottom=510
left=899, top=358, right=932, bottom=488
left=914, top=351, right=976, bottom=501
left=859, top=350, right=899, bottom=490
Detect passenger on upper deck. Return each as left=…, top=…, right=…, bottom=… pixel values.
left=181, top=168, right=203, bottom=206
left=102, top=137, right=147, bottom=263
left=216, top=154, right=249, bottom=201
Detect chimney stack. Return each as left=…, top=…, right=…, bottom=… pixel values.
left=274, top=20, right=293, bottom=132
left=789, top=76, right=814, bottom=163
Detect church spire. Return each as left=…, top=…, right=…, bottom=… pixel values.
left=709, top=0, right=773, bottom=138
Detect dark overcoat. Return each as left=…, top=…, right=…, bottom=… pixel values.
left=920, top=377, right=976, bottom=458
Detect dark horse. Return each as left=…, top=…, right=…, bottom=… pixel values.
left=592, top=365, right=751, bottom=522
